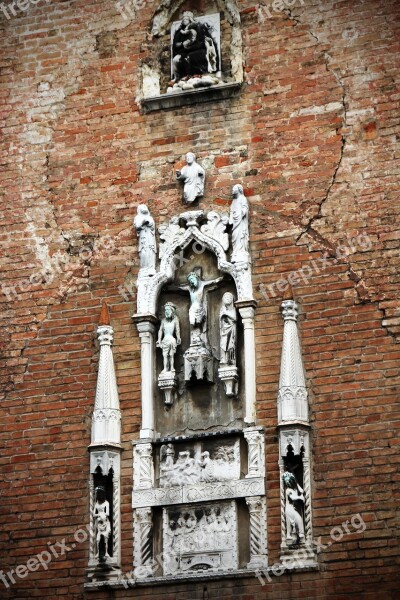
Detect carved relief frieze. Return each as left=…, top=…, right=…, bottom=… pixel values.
left=159, top=439, right=240, bottom=487
left=163, top=501, right=238, bottom=575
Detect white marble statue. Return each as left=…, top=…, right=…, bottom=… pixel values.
left=94, top=486, right=111, bottom=559
left=219, top=292, right=237, bottom=366
left=157, top=303, right=181, bottom=373
left=283, top=471, right=305, bottom=544
left=178, top=268, right=223, bottom=346
left=229, top=184, right=249, bottom=263
left=134, top=204, right=156, bottom=272
left=176, top=152, right=205, bottom=204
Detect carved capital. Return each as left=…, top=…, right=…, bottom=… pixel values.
left=133, top=317, right=157, bottom=336
left=281, top=299, right=298, bottom=322
left=97, top=325, right=114, bottom=346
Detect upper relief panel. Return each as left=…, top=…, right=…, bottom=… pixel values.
left=139, top=0, right=243, bottom=111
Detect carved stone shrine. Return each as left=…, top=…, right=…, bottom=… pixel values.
left=131, top=158, right=267, bottom=581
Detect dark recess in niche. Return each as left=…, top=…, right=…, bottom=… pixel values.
left=283, top=447, right=305, bottom=547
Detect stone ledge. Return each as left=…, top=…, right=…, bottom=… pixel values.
left=132, top=477, right=265, bottom=508
left=140, top=82, right=242, bottom=113
left=84, top=562, right=319, bottom=590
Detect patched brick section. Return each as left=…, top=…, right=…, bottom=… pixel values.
left=0, top=0, right=399, bottom=599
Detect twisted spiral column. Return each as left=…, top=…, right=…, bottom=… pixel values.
left=278, top=459, right=287, bottom=548
left=134, top=507, right=153, bottom=577
left=112, top=479, right=120, bottom=560
left=246, top=496, right=267, bottom=568
left=89, top=478, right=96, bottom=561
left=302, top=456, right=312, bottom=542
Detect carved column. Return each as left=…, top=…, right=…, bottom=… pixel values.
left=244, top=427, right=265, bottom=478
left=133, top=317, right=157, bottom=439
left=278, top=457, right=286, bottom=552
left=246, top=496, right=268, bottom=568
left=89, top=478, right=96, bottom=559
left=134, top=507, right=153, bottom=578
left=237, top=301, right=257, bottom=424
left=302, top=455, right=313, bottom=542
left=133, top=442, right=154, bottom=490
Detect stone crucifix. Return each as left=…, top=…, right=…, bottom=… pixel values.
left=177, top=267, right=224, bottom=348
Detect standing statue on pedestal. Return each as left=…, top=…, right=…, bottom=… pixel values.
left=218, top=292, right=239, bottom=396
left=219, top=292, right=237, bottom=366
left=157, top=303, right=181, bottom=373
left=229, top=184, right=249, bottom=264
left=94, top=486, right=111, bottom=560
left=172, top=12, right=219, bottom=82
left=283, top=471, right=305, bottom=544
left=134, top=205, right=156, bottom=273
left=176, top=152, right=205, bottom=205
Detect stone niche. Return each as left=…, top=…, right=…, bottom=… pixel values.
left=139, top=0, right=243, bottom=112
left=156, top=244, right=244, bottom=435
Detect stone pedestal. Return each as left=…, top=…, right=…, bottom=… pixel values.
left=184, top=345, right=214, bottom=383
left=218, top=365, right=239, bottom=396
left=158, top=371, right=178, bottom=406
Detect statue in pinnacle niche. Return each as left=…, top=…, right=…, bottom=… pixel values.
left=176, top=152, right=205, bottom=205
left=157, top=303, right=181, bottom=373
left=134, top=204, right=156, bottom=272
left=171, top=11, right=219, bottom=82
left=229, top=184, right=250, bottom=264
left=94, top=486, right=111, bottom=560
left=283, top=471, right=305, bottom=544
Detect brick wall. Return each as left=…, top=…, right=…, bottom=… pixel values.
left=0, top=0, right=399, bottom=598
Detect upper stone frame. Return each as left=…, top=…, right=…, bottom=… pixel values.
left=135, top=208, right=253, bottom=317
left=139, top=0, right=244, bottom=113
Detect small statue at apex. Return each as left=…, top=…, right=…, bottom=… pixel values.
left=176, top=152, right=205, bottom=205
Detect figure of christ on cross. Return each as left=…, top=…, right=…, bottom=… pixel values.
left=175, top=267, right=224, bottom=348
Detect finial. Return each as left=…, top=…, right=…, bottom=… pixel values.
left=282, top=285, right=293, bottom=301
left=99, top=301, right=110, bottom=326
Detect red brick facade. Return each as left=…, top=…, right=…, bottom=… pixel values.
left=0, top=0, right=399, bottom=598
